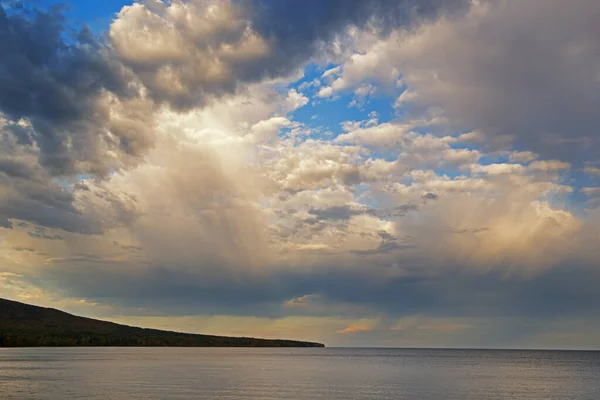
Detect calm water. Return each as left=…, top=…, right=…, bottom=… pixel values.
left=1, top=348, right=599, bottom=399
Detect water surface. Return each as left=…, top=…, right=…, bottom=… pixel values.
left=1, top=348, right=599, bottom=399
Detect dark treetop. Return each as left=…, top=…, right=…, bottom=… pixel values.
left=0, top=298, right=324, bottom=348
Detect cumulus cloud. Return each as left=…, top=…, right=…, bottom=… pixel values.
left=250, top=117, right=291, bottom=142
left=335, top=122, right=413, bottom=148
left=110, top=0, right=272, bottom=109
left=284, top=89, right=309, bottom=112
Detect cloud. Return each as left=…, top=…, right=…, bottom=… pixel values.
left=509, top=151, right=539, bottom=164
left=250, top=116, right=291, bottom=141
left=109, top=0, right=469, bottom=111
left=284, top=89, right=309, bottom=112
left=335, top=122, right=413, bottom=147
left=337, top=324, right=373, bottom=334
left=390, top=317, right=472, bottom=333
left=0, top=170, right=102, bottom=234
left=6, top=96, right=589, bottom=324
left=0, top=6, right=153, bottom=175
left=0, top=5, right=156, bottom=232
left=27, top=226, right=63, bottom=241
left=327, top=0, right=600, bottom=163
left=317, top=86, right=334, bottom=98
left=250, top=0, right=469, bottom=75
left=583, top=187, right=600, bottom=196
left=307, top=205, right=373, bottom=221
left=583, top=167, right=600, bottom=177
left=110, top=0, right=271, bottom=110
left=0, top=0, right=599, bottom=349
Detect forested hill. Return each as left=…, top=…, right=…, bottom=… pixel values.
left=0, top=298, right=325, bottom=347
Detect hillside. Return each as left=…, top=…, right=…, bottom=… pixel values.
left=0, top=298, right=324, bottom=347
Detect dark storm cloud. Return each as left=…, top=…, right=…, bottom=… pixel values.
left=0, top=5, right=152, bottom=174
left=38, top=251, right=600, bottom=321
left=278, top=263, right=600, bottom=320
left=250, top=0, right=469, bottom=54
left=0, top=190, right=100, bottom=234
left=40, top=260, right=288, bottom=316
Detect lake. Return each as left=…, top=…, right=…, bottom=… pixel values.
left=1, top=348, right=599, bottom=399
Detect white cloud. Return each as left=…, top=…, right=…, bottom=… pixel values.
left=509, top=151, right=539, bottom=164
left=583, top=187, right=600, bottom=196
left=527, top=160, right=571, bottom=173
left=335, top=122, right=413, bottom=147
left=284, top=89, right=309, bottom=111
left=250, top=117, right=291, bottom=142
left=317, top=86, right=334, bottom=98
left=321, top=66, right=341, bottom=79
left=394, top=89, right=418, bottom=108
left=470, top=163, right=526, bottom=176
left=583, top=167, right=600, bottom=177
left=297, top=78, right=321, bottom=91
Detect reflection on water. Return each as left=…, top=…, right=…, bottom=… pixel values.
left=1, top=348, right=599, bottom=399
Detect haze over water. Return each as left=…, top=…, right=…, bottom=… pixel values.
left=1, top=348, right=599, bottom=399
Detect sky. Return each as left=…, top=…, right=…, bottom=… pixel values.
left=0, top=0, right=599, bottom=349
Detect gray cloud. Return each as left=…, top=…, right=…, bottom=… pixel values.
left=351, top=239, right=413, bottom=256
left=308, top=205, right=372, bottom=221
left=12, top=245, right=35, bottom=252
left=392, top=0, right=600, bottom=163
left=0, top=167, right=102, bottom=233
left=0, top=5, right=153, bottom=175
left=422, top=192, right=438, bottom=201
left=307, top=204, right=417, bottom=222
left=37, top=254, right=600, bottom=322
left=447, top=227, right=489, bottom=235
left=0, top=4, right=156, bottom=233
left=27, top=225, right=63, bottom=240
left=0, top=151, right=141, bottom=234
left=0, top=157, right=36, bottom=179
left=250, top=0, right=469, bottom=58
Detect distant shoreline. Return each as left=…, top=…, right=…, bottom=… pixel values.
left=0, top=298, right=325, bottom=348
